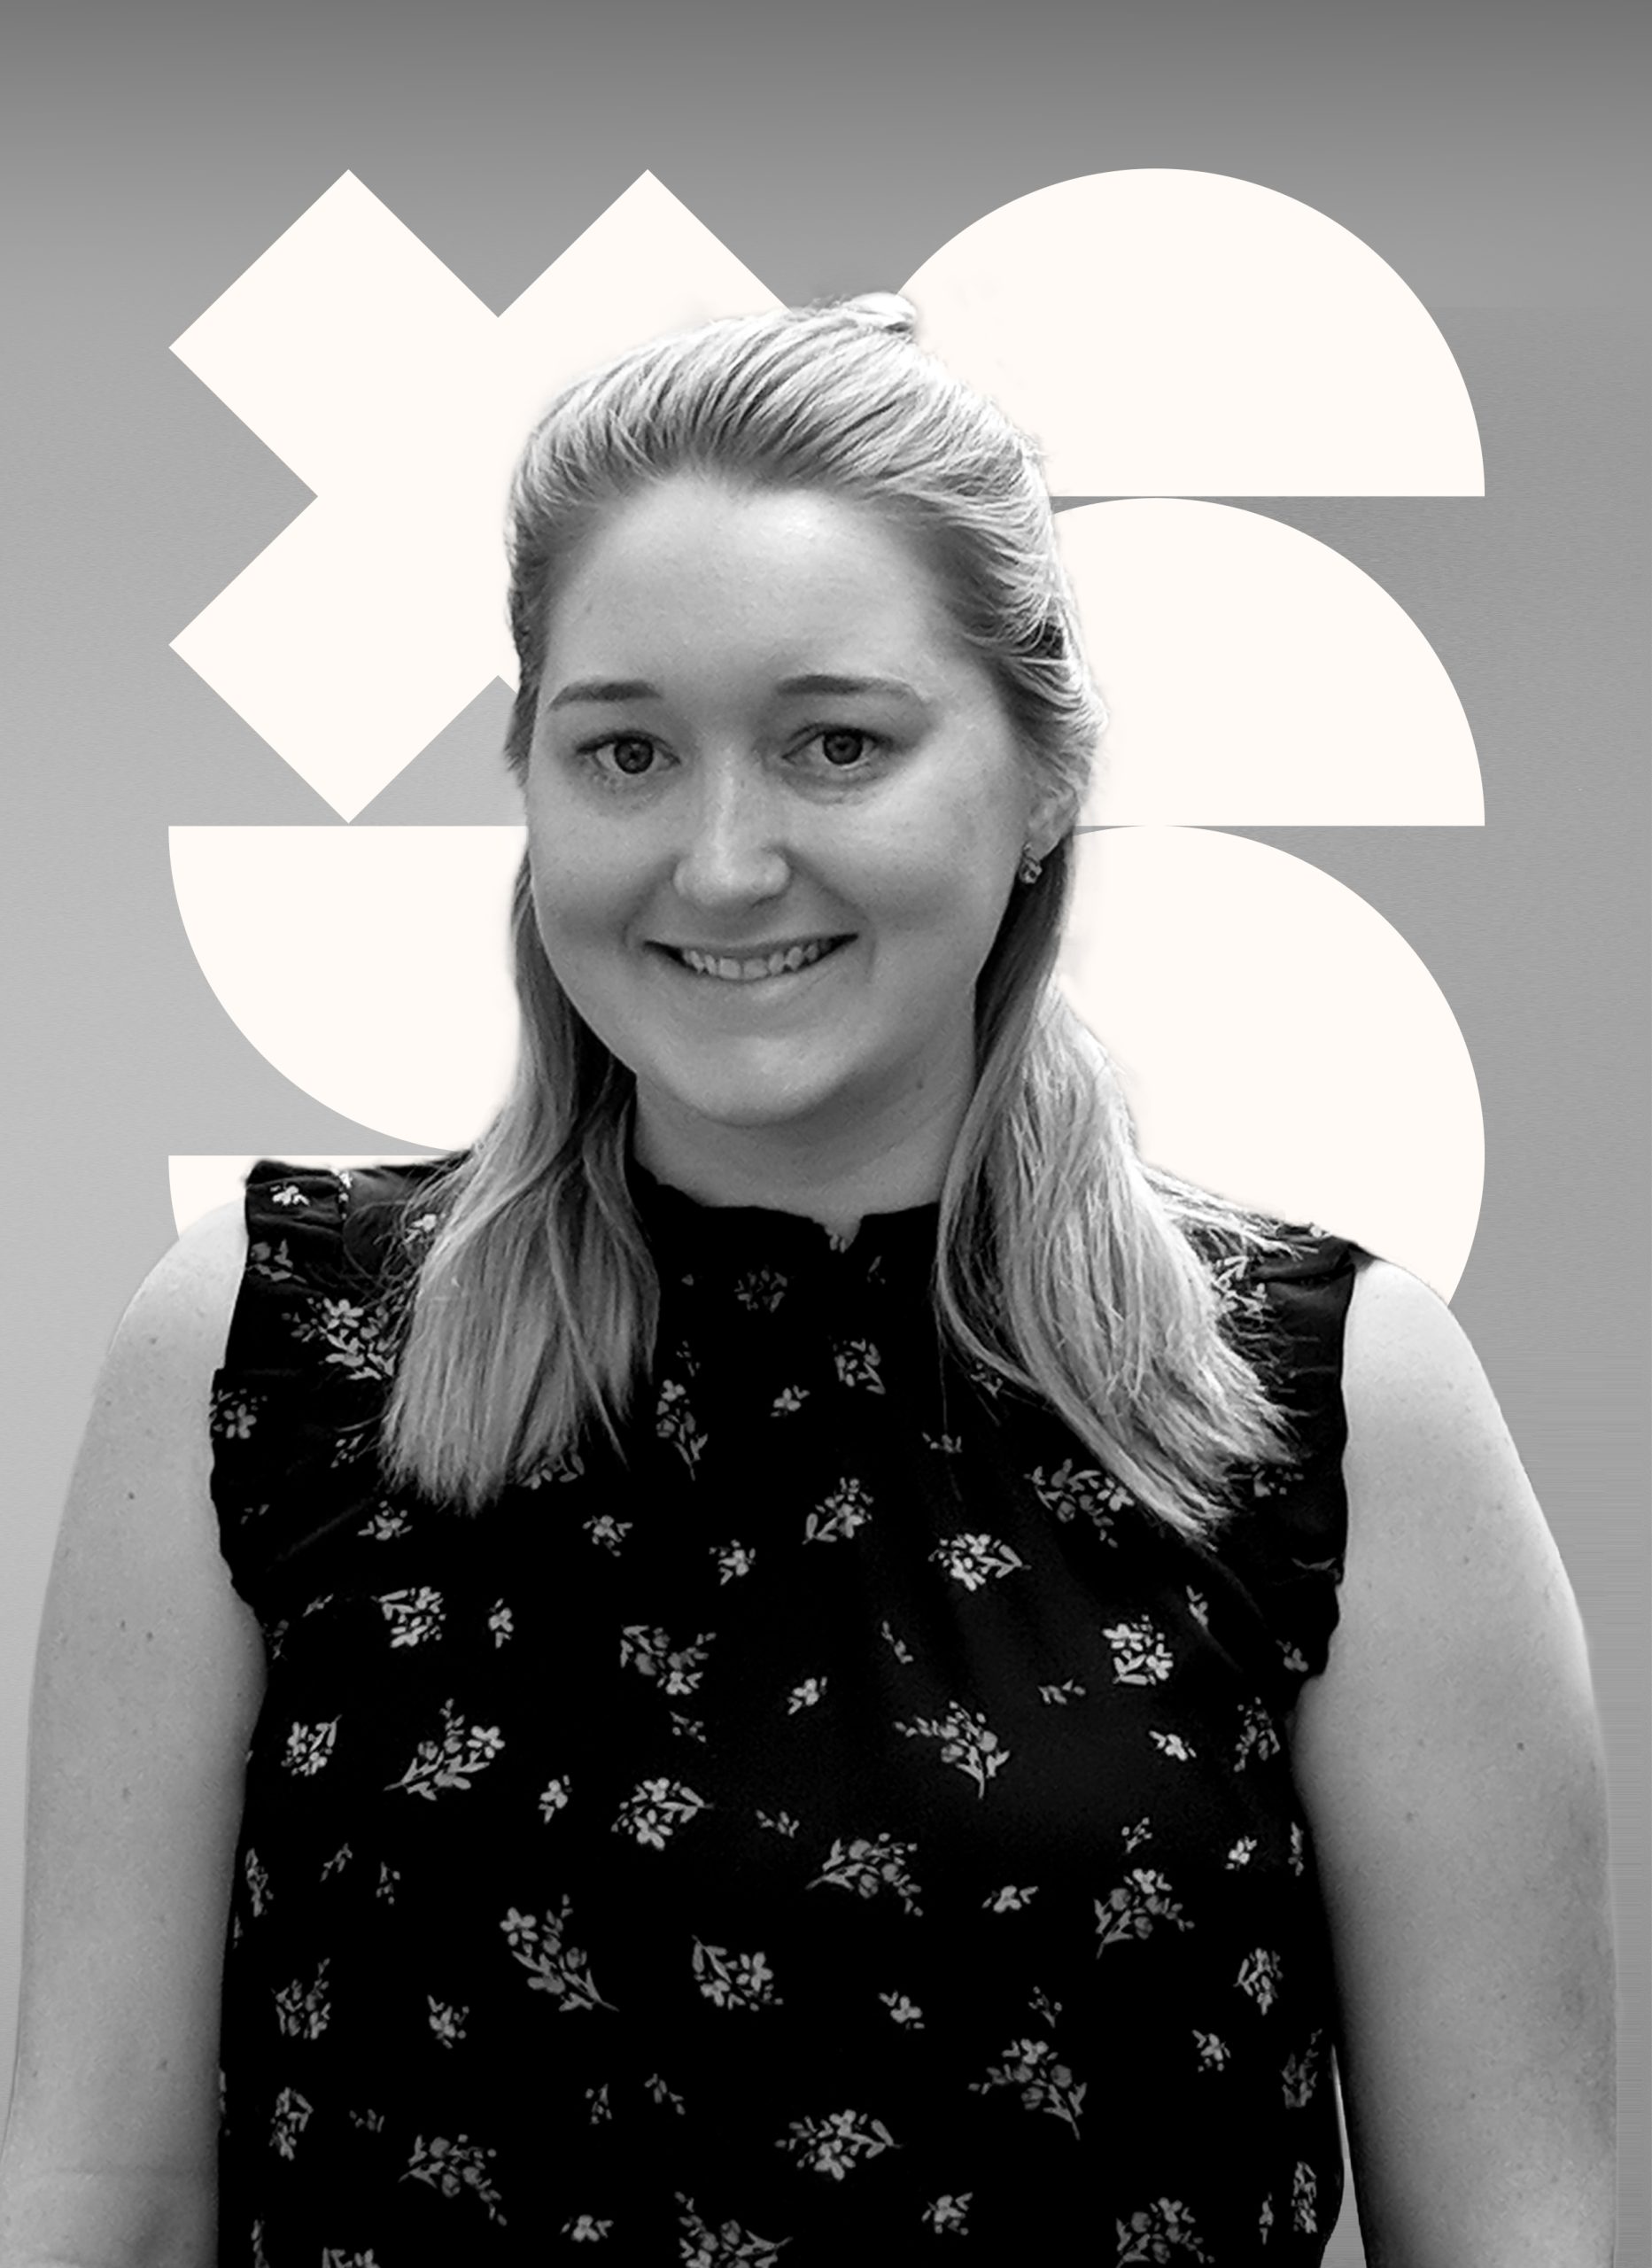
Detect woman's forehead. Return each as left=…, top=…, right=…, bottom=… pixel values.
left=542, top=477, right=979, bottom=687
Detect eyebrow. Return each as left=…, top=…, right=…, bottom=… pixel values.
left=546, top=672, right=930, bottom=710
left=547, top=678, right=663, bottom=710
left=773, top=673, right=927, bottom=704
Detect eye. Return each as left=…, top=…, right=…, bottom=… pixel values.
left=805, top=728, right=882, bottom=772
left=586, top=734, right=665, bottom=781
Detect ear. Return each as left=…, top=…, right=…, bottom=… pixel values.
left=1026, top=777, right=1082, bottom=863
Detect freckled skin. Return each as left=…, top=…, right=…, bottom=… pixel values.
left=524, top=477, right=1054, bottom=1218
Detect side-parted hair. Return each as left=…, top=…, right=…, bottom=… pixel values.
left=379, top=297, right=1292, bottom=1537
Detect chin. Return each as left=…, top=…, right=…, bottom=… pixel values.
left=640, top=1052, right=865, bottom=1138
left=668, top=1082, right=844, bottom=1134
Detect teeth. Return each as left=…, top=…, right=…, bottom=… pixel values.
left=676, top=938, right=839, bottom=982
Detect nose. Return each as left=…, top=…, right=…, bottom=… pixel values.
left=670, top=757, right=791, bottom=910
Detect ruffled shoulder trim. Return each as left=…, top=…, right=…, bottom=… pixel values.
left=1189, top=1218, right=1368, bottom=1697
left=209, top=1158, right=453, bottom=1621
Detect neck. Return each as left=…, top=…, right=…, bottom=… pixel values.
left=631, top=1076, right=968, bottom=1239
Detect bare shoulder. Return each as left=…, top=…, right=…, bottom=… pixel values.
left=43, top=1199, right=252, bottom=1604
left=107, top=1195, right=249, bottom=1379
left=50, top=1196, right=251, bottom=1596
left=1299, top=1252, right=1596, bottom=1797
left=1342, top=1254, right=1518, bottom=1452
left=1341, top=1254, right=1519, bottom=1464
left=1330, top=1256, right=1589, bottom=1670
left=1, top=1200, right=262, bottom=2237
left=1290, top=1259, right=1615, bottom=2264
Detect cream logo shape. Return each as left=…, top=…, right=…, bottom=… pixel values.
left=170, top=174, right=780, bottom=822
left=168, top=168, right=1485, bottom=1293
left=903, top=169, right=1483, bottom=497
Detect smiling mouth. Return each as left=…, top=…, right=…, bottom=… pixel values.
left=656, top=936, right=853, bottom=983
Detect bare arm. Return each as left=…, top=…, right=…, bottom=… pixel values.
left=1290, top=1261, right=1616, bottom=2266
left=0, top=1201, right=265, bottom=2268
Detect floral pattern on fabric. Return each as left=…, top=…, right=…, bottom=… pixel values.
left=211, top=1156, right=1359, bottom=2262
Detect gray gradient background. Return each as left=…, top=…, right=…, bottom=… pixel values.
left=3, top=4, right=1647, bottom=2257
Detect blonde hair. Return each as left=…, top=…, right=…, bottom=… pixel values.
left=379, top=299, right=1291, bottom=1535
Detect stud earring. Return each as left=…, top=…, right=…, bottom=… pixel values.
left=1016, top=846, right=1044, bottom=886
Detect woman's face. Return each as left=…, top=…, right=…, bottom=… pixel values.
left=524, top=473, right=1050, bottom=1180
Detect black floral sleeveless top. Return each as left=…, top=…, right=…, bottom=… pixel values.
left=210, top=1156, right=1361, bottom=2265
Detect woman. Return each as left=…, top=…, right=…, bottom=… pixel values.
left=0, top=299, right=1615, bottom=2264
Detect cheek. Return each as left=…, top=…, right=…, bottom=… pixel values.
left=524, top=826, right=568, bottom=945
left=526, top=868, right=617, bottom=1023
left=874, top=802, right=1018, bottom=936
left=531, top=889, right=621, bottom=995
left=527, top=796, right=628, bottom=947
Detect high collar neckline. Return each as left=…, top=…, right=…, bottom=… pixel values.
left=626, top=1153, right=942, bottom=1281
